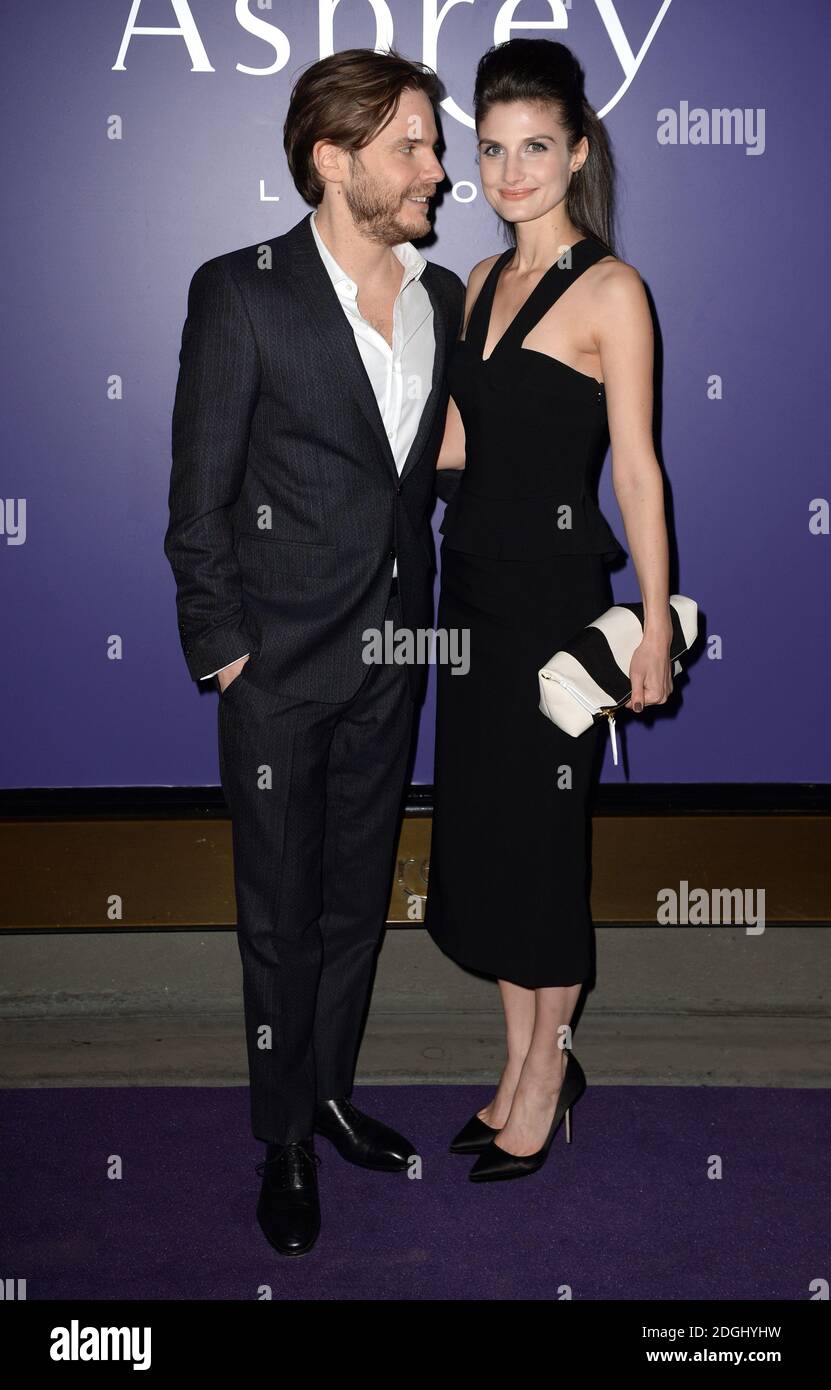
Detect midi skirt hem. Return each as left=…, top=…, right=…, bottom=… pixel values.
left=424, top=921, right=593, bottom=991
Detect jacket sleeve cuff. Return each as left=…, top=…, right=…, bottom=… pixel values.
left=180, top=620, right=256, bottom=685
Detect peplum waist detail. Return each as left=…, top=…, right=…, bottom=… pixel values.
left=439, top=483, right=626, bottom=562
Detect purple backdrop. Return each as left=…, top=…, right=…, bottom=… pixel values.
left=2, top=1, right=827, bottom=787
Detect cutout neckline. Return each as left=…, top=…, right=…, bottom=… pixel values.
left=461, top=236, right=606, bottom=387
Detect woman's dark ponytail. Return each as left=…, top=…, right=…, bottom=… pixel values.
left=473, top=38, right=618, bottom=256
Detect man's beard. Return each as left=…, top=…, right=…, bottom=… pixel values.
left=343, top=152, right=428, bottom=244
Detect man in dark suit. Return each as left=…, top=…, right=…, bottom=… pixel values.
left=164, top=48, right=464, bottom=1256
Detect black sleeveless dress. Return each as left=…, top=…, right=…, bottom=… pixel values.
left=423, top=235, right=626, bottom=989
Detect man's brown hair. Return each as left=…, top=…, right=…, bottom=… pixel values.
left=283, top=47, right=443, bottom=206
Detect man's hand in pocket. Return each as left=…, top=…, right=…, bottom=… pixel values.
left=216, top=654, right=250, bottom=693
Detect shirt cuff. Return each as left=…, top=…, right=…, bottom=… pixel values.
left=202, top=653, right=250, bottom=680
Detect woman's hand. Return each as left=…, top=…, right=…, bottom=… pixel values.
left=624, top=631, right=673, bottom=713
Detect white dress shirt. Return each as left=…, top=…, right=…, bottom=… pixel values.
left=204, top=208, right=435, bottom=681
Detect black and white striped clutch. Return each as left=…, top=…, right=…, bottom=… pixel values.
left=538, top=595, right=698, bottom=765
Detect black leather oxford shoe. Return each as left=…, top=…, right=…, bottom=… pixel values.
left=255, top=1138, right=321, bottom=1256
left=314, top=1097, right=414, bottom=1171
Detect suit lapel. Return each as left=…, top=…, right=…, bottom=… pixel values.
left=285, top=212, right=448, bottom=486
left=399, top=271, right=447, bottom=484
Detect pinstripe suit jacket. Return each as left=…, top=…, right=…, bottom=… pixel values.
left=164, top=211, right=465, bottom=704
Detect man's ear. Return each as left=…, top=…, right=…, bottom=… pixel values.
left=312, top=138, right=348, bottom=191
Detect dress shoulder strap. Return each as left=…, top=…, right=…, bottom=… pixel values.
left=497, top=235, right=610, bottom=354
left=463, top=250, right=514, bottom=355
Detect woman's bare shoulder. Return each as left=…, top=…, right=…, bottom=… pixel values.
left=590, top=252, right=646, bottom=299
left=582, top=256, right=649, bottom=338
left=459, top=253, right=503, bottom=337
left=464, top=251, right=503, bottom=298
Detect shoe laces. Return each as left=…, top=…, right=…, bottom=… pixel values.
left=318, top=1096, right=365, bottom=1131
left=255, top=1140, right=321, bottom=1179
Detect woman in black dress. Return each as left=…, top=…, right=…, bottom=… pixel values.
left=423, top=39, right=674, bottom=1180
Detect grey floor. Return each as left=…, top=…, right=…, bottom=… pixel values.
left=1, top=925, right=828, bottom=1087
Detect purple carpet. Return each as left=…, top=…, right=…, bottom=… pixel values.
left=1, top=1084, right=827, bottom=1300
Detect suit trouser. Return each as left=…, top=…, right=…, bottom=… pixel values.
left=217, top=589, right=414, bottom=1145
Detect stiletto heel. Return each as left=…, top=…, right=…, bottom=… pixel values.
left=468, top=1047, right=586, bottom=1182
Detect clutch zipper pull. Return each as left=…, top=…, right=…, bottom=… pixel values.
left=547, top=675, right=621, bottom=765
left=598, top=707, right=619, bottom=765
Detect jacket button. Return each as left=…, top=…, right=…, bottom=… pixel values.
left=387, top=548, right=395, bottom=558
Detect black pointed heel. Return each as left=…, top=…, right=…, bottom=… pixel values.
left=468, top=1048, right=586, bottom=1182
left=449, top=1111, right=502, bottom=1154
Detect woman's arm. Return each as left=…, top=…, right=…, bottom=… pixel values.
left=436, top=393, right=465, bottom=470
left=593, top=261, right=674, bottom=713
left=436, top=253, right=502, bottom=472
